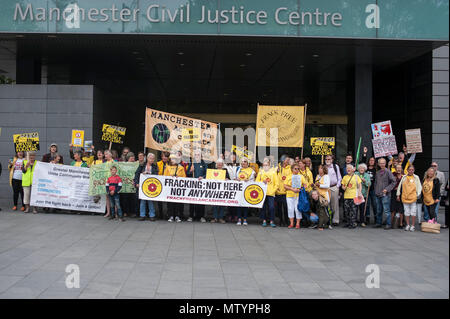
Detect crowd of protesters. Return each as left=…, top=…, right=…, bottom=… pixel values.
left=3, top=142, right=449, bottom=232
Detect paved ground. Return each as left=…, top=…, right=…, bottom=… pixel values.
left=0, top=208, right=448, bottom=299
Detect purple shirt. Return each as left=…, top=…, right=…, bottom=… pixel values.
left=327, top=163, right=342, bottom=188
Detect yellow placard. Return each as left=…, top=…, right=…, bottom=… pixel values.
left=256, top=105, right=305, bottom=147
left=206, top=169, right=226, bottom=180
left=102, top=124, right=126, bottom=144
left=310, top=137, right=335, bottom=155
left=13, top=132, right=40, bottom=152
left=71, top=130, right=85, bottom=147
left=182, top=128, right=201, bottom=142
left=231, top=145, right=254, bottom=161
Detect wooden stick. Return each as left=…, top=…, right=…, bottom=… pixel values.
left=108, top=141, right=112, bottom=151
left=363, top=183, right=371, bottom=216
left=300, top=103, right=308, bottom=160
left=321, top=155, right=324, bottom=165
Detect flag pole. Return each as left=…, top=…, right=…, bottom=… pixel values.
left=300, top=103, right=308, bottom=160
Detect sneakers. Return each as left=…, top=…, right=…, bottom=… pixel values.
left=187, top=217, right=193, bottom=222
left=410, top=226, right=415, bottom=232
left=168, top=216, right=174, bottom=222
left=237, top=219, right=242, bottom=226
left=138, top=217, right=146, bottom=221
left=210, top=218, right=217, bottom=223
left=405, top=224, right=411, bottom=231
left=175, top=216, right=182, bottom=223
left=262, top=221, right=267, bottom=227
left=219, top=219, right=226, bottom=224
left=270, top=222, right=276, bottom=228
left=243, top=220, right=248, bottom=226
left=120, top=218, right=125, bottom=222
left=32, top=208, right=38, bottom=214
left=361, top=223, right=366, bottom=228
left=108, top=216, right=115, bottom=220
left=200, top=217, right=206, bottom=223
left=309, top=225, right=318, bottom=229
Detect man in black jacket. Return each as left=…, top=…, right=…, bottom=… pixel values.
left=134, top=153, right=158, bottom=221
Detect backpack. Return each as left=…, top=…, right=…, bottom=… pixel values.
left=297, top=187, right=310, bottom=213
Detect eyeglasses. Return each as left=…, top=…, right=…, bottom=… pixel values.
left=431, top=165, right=437, bottom=167
left=292, top=168, right=299, bottom=170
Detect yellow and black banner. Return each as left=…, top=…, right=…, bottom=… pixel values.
left=13, top=132, right=40, bottom=152
left=310, top=137, right=335, bottom=155
left=101, top=124, right=126, bottom=144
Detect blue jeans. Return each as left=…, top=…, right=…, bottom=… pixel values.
left=423, top=204, right=438, bottom=221
left=108, top=194, right=123, bottom=218
left=376, top=195, right=391, bottom=226
left=260, top=196, right=275, bottom=222
left=140, top=200, right=155, bottom=218
left=367, top=188, right=377, bottom=218
left=213, top=206, right=225, bottom=219
left=237, top=207, right=248, bottom=220
left=302, top=212, right=319, bottom=223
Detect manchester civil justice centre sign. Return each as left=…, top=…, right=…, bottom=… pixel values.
left=1, top=0, right=448, bottom=40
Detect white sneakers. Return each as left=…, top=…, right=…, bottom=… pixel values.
left=200, top=217, right=206, bottom=223
left=405, top=225, right=410, bottom=231
left=175, top=217, right=182, bottom=223
left=410, top=226, right=415, bottom=232
left=168, top=216, right=174, bottom=222
left=236, top=220, right=242, bottom=226
left=187, top=217, right=193, bottom=222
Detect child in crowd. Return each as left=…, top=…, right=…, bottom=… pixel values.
left=256, top=157, right=279, bottom=227
left=106, top=166, right=125, bottom=222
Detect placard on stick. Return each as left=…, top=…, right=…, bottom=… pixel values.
left=102, top=124, right=126, bottom=144
left=13, top=132, right=40, bottom=152
left=405, top=129, right=422, bottom=153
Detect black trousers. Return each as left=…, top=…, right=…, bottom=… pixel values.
left=120, top=193, right=136, bottom=216
left=12, top=179, right=24, bottom=207
left=189, top=204, right=205, bottom=220
left=445, top=204, right=449, bottom=227
left=168, top=202, right=183, bottom=218
left=275, top=195, right=289, bottom=226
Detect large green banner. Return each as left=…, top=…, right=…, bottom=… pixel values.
left=89, top=162, right=139, bottom=196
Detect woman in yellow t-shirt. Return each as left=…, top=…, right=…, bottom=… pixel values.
left=91, top=150, right=105, bottom=166
left=256, top=158, right=279, bottom=227
left=164, top=154, right=186, bottom=223
left=235, top=157, right=255, bottom=226
left=284, top=163, right=307, bottom=229
left=341, top=164, right=362, bottom=229
left=298, top=160, right=314, bottom=193
left=422, top=167, right=441, bottom=224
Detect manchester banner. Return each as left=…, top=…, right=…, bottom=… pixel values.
left=139, top=175, right=267, bottom=208
left=145, top=108, right=219, bottom=161
left=13, top=132, right=40, bottom=152
left=89, top=161, right=139, bottom=196
left=256, top=105, right=305, bottom=147
left=30, top=162, right=106, bottom=213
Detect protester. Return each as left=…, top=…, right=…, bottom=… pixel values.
left=325, top=155, right=342, bottom=226
left=374, top=158, right=397, bottom=229
left=137, top=152, right=146, bottom=167
left=157, top=151, right=170, bottom=219
left=422, top=167, right=441, bottom=224
left=355, top=163, right=371, bottom=227
left=430, top=162, right=446, bottom=223
left=304, top=157, right=313, bottom=175
left=22, top=152, right=38, bottom=213
left=396, top=165, right=422, bottom=232
left=187, top=150, right=207, bottom=222
left=236, top=157, right=255, bottom=226
left=69, top=144, right=95, bottom=166
left=298, top=159, right=314, bottom=193
left=275, top=155, right=291, bottom=227
left=164, top=154, right=186, bottom=222
left=341, top=154, right=354, bottom=176
left=103, top=150, right=116, bottom=219
left=8, top=151, right=25, bottom=211
left=391, top=164, right=405, bottom=228
left=135, top=153, right=158, bottom=221
left=42, top=143, right=63, bottom=164
left=111, top=149, right=119, bottom=161
left=315, top=164, right=330, bottom=202
left=256, top=157, right=279, bottom=228
left=104, top=150, right=116, bottom=163
left=106, top=165, right=125, bottom=221
left=50, top=154, right=63, bottom=165
left=444, top=179, right=449, bottom=229
left=120, top=152, right=136, bottom=217
left=70, top=151, right=88, bottom=167
left=177, top=150, right=189, bottom=174
left=225, top=152, right=239, bottom=222
left=119, top=147, right=131, bottom=162
left=284, top=163, right=306, bottom=229
left=211, top=159, right=230, bottom=224
left=306, top=190, right=329, bottom=230
left=92, top=150, right=105, bottom=166
left=365, top=156, right=377, bottom=225
left=341, top=164, right=362, bottom=229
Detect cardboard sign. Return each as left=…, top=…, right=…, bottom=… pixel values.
left=71, top=130, right=85, bottom=147
left=405, top=129, right=423, bottom=153
left=139, top=175, right=267, bottom=208
left=231, top=145, right=255, bottom=161
left=206, top=169, right=226, bottom=180
left=371, top=121, right=393, bottom=139
left=310, top=137, right=335, bottom=155
left=372, top=135, right=398, bottom=158
left=13, top=132, right=40, bottom=152
left=102, top=124, right=126, bottom=144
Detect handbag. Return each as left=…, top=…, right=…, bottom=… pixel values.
left=297, top=187, right=310, bottom=213
left=421, top=221, right=441, bottom=234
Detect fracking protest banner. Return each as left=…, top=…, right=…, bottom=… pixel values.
left=256, top=105, right=305, bottom=147
left=144, top=108, right=218, bottom=161
left=139, top=175, right=267, bottom=208
left=405, top=128, right=423, bottom=153
left=372, top=135, right=398, bottom=158
left=231, top=145, right=255, bottom=161
left=206, top=169, right=226, bottom=180
left=13, top=132, right=40, bottom=152
left=101, top=124, right=126, bottom=144
left=371, top=121, right=393, bottom=139
left=30, top=162, right=106, bottom=213
left=310, top=137, right=335, bottom=155
left=71, top=129, right=85, bottom=147
left=89, top=161, right=139, bottom=196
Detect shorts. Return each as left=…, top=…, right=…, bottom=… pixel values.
left=403, top=203, right=417, bottom=217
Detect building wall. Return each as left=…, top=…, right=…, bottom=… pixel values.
left=432, top=45, right=449, bottom=179
left=0, top=84, right=94, bottom=207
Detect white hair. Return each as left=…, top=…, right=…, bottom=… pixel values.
left=147, top=153, right=155, bottom=159
left=358, top=163, right=367, bottom=171
left=346, top=164, right=355, bottom=170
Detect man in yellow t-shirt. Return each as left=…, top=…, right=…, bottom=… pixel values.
left=341, top=164, right=362, bottom=229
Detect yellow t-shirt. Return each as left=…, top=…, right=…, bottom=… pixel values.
left=249, top=163, right=259, bottom=175
left=299, top=168, right=314, bottom=193
left=284, top=174, right=305, bottom=198
left=92, top=159, right=104, bottom=166
left=422, top=179, right=435, bottom=206
left=276, top=165, right=292, bottom=195
left=315, top=175, right=330, bottom=201
left=163, top=165, right=186, bottom=177
left=83, top=155, right=94, bottom=166
left=342, top=174, right=361, bottom=199
left=237, top=167, right=254, bottom=181
left=256, top=169, right=278, bottom=197
left=401, top=175, right=417, bottom=204
left=73, top=161, right=83, bottom=167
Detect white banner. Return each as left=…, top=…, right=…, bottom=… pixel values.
left=138, top=174, right=267, bottom=208
left=31, top=162, right=106, bottom=213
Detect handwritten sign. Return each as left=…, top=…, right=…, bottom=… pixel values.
left=372, top=135, right=398, bottom=158
left=102, top=124, right=126, bottom=144
left=13, top=132, right=40, bottom=152
left=405, top=129, right=422, bottom=153
left=311, top=137, right=335, bottom=155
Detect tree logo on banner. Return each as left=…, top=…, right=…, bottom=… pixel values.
left=142, top=177, right=163, bottom=198
left=152, top=123, right=171, bottom=144
left=244, top=185, right=264, bottom=205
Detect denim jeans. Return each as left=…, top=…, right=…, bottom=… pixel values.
left=260, top=196, right=275, bottom=222
left=367, top=188, right=377, bottom=219
left=213, top=206, right=225, bottom=219
left=423, top=204, right=438, bottom=221
left=140, top=200, right=155, bottom=218
left=302, top=212, right=319, bottom=223
left=237, top=207, right=248, bottom=220
left=375, top=195, right=391, bottom=226
left=108, top=194, right=123, bottom=218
